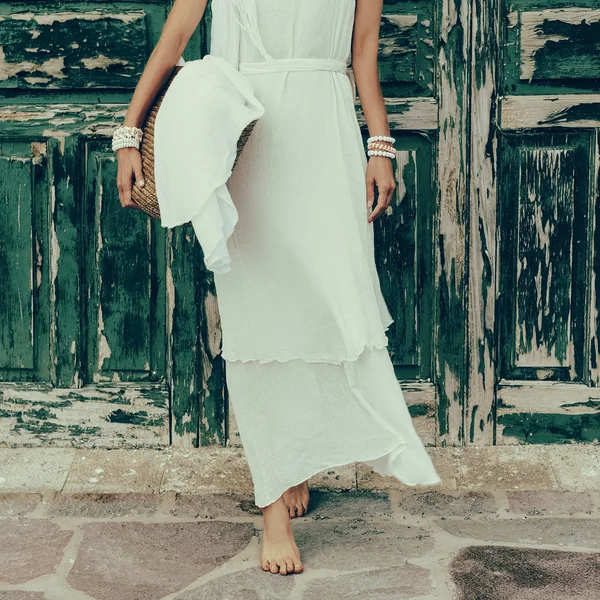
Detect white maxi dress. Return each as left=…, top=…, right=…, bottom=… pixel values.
left=191, top=0, right=441, bottom=508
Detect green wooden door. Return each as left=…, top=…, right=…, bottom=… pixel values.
left=494, top=1, right=600, bottom=444
left=1, top=0, right=598, bottom=449
left=369, top=0, right=600, bottom=448
left=0, top=2, right=225, bottom=448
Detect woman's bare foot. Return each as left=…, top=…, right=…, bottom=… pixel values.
left=282, top=480, right=310, bottom=518
left=260, top=495, right=304, bottom=575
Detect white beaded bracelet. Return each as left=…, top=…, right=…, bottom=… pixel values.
left=367, top=149, right=396, bottom=159
left=112, top=125, right=143, bottom=152
left=367, top=135, right=395, bottom=145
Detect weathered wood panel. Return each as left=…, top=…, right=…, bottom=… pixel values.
left=504, top=5, right=600, bottom=93
left=47, top=136, right=83, bottom=388
left=497, top=381, right=600, bottom=444
left=434, top=0, right=470, bottom=445
left=0, top=141, right=52, bottom=382
left=502, top=95, right=600, bottom=129
left=465, top=0, right=500, bottom=445
left=0, top=8, right=149, bottom=89
left=0, top=382, right=168, bottom=447
left=590, top=130, right=600, bottom=386
left=0, top=148, right=36, bottom=369
left=83, top=141, right=167, bottom=384
left=498, top=133, right=592, bottom=383
left=380, top=1, right=435, bottom=97
left=373, top=137, right=434, bottom=382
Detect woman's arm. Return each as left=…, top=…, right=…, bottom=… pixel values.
left=117, top=0, right=209, bottom=209
left=352, top=0, right=396, bottom=223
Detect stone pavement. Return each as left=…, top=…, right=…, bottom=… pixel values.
left=1, top=445, right=599, bottom=599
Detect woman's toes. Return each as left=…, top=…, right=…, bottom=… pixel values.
left=288, top=506, right=297, bottom=519
left=283, top=556, right=295, bottom=575
left=293, top=559, right=304, bottom=573
left=269, top=560, right=280, bottom=574
left=261, top=558, right=270, bottom=572
left=279, top=560, right=288, bottom=576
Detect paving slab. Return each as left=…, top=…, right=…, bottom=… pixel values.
left=48, top=492, right=161, bottom=518
left=63, top=449, right=167, bottom=493
left=547, top=445, right=600, bottom=491
left=308, top=491, right=393, bottom=520
left=161, top=492, right=260, bottom=519
left=0, top=493, right=42, bottom=518
left=290, top=519, right=434, bottom=571
left=0, top=520, right=73, bottom=585
left=357, top=447, right=457, bottom=492
left=161, top=448, right=254, bottom=496
left=303, top=563, right=432, bottom=599
left=507, top=490, right=594, bottom=515
left=450, top=545, right=600, bottom=600
left=436, top=517, right=600, bottom=549
left=398, top=490, right=497, bottom=517
left=455, top=446, right=557, bottom=491
left=175, top=567, right=296, bottom=599
left=308, top=464, right=357, bottom=492
left=0, top=448, right=74, bottom=492
left=0, top=592, right=46, bottom=599
left=67, top=521, right=255, bottom=600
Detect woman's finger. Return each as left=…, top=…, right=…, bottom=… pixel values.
left=366, top=174, right=375, bottom=209
left=385, top=183, right=396, bottom=209
left=132, top=153, right=145, bottom=189
left=121, top=173, right=133, bottom=207
left=368, top=202, right=387, bottom=223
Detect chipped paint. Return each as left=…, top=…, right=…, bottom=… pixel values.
left=0, top=47, right=65, bottom=82
left=80, top=55, right=129, bottom=71
left=515, top=149, right=575, bottom=369
left=0, top=384, right=168, bottom=447
left=502, top=95, right=600, bottom=129
left=517, top=9, right=600, bottom=81
left=7, top=11, right=145, bottom=25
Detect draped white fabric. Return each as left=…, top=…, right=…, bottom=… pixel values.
left=186, top=0, right=441, bottom=506
left=154, top=56, right=264, bottom=273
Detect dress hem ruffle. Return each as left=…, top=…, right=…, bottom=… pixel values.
left=253, top=435, right=441, bottom=509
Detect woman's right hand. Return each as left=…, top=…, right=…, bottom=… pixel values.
left=116, top=147, right=145, bottom=210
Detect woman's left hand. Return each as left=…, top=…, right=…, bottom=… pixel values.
left=365, top=156, right=396, bottom=223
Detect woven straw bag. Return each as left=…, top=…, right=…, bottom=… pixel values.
left=131, top=65, right=257, bottom=220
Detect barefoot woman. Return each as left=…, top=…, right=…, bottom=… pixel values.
left=116, top=0, right=441, bottom=575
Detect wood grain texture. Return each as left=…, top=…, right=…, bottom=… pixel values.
left=465, top=0, right=500, bottom=445
left=435, top=0, right=470, bottom=445
left=373, top=136, right=434, bottom=382
left=0, top=382, right=168, bottom=447
left=504, top=4, right=600, bottom=94
left=502, top=95, right=600, bottom=129
left=0, top=7, right=156, bottom=89
left=498, top=133, right=591, bottom=384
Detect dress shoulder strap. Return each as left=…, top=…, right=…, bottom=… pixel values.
left=230, top=0, right=274, bottom=62
left=210, top=0, right=273, bottom=67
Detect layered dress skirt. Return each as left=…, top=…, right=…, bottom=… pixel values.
left=189, top=0, right=441, bottom=508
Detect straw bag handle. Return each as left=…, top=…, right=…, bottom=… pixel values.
left=130, top=59, right=185, bottom=219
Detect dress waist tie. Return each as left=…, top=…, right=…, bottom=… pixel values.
left=239, top=58, right=347, bottom=75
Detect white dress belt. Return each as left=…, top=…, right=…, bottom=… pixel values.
left=239, top=57, right=347, bottom=75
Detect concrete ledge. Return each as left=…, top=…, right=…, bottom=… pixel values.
left=0, top=444, right=598, bottom=497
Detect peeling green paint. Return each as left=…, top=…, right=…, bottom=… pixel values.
left=499, top=413, right=600, bottom=444
left=408, top=403, right=430, bottom=417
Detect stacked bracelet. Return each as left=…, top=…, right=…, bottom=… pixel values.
left=367, top=135, right=396, bottom=160
left=367, top=135, right=395, bottom=145
left=112, top=126, right=143, bottom=152
left=368, top=149, right=396, bottom=159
